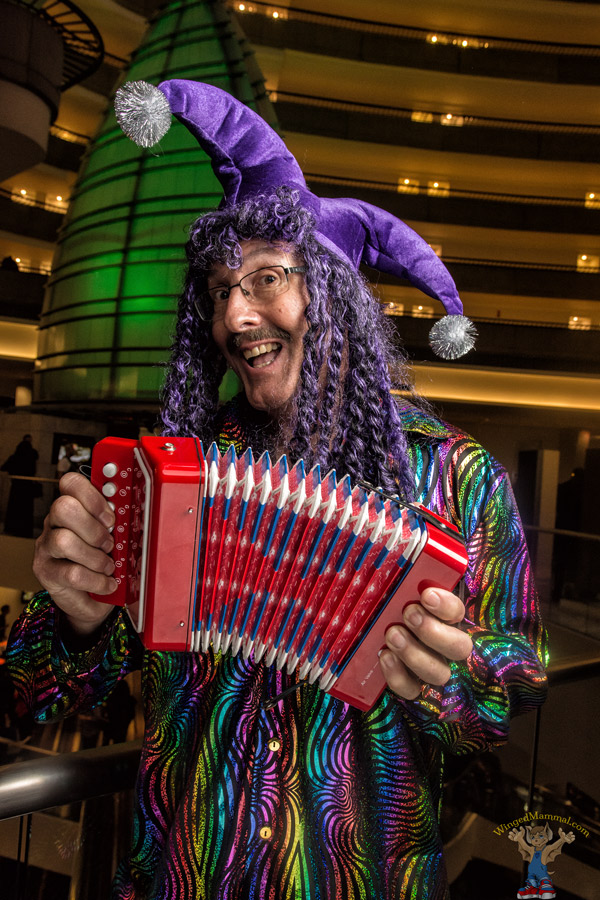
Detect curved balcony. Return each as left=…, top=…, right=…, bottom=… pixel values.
left=275, top=93, right=600, bottom=164
left=309, top=174, right=600, bottom=236
left=386, top=313, right=600, bottom=374
left=232, top=2, right=600, bottom=86
left=0, top=189, right=64, bottom=243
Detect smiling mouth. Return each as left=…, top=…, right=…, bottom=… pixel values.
left=242, top=342, right=282, bottom=369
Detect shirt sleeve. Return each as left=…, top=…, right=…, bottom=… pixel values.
left=6, top=590, right=143, bottom=724
left=401, top=440, right=548, bottom=755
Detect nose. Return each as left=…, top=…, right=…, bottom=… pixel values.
left=221, top=283, right=261, bottom=331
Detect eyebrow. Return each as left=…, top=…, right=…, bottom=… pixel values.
left=207, top=247, right=292, bottom=282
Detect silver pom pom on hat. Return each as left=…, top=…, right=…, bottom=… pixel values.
left=114, top=81, right=173, bottom=148
left=429, top=315, right=478, bottom=361
left=114, top=79, right=477, bottom=361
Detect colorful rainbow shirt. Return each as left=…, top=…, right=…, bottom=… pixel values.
left=8, top=408, right=547, bottom=899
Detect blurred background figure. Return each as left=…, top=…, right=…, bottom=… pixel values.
left=0, top=604, right=10, bottom=640
left=1, top=255, right=19, bottom=271
left=1, top=434, right=40, bottom=537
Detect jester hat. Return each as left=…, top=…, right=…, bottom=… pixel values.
left=115, top=79, right=476, bottom=359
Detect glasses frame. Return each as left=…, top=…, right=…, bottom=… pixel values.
left=194, top=265, right=307, bottom=322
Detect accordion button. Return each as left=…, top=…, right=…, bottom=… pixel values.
left=259, top=826, right=272, bottom=840
left=268, top=739, right=281, bottom=753
left=102, top=463, right=119, bottom=478
left=102, top=482, right=117, bottom=498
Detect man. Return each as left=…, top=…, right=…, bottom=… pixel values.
left=8, top=81, right=547, bottom=899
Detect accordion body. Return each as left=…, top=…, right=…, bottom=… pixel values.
left=91, top=436, right=468, bottom=711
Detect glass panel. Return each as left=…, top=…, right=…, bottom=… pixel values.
left=120, top=262, right=183, bottom=298
left=118, top=314, right=177, bottom=346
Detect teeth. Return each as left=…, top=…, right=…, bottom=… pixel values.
left=243, top=342, right=279, bottom=361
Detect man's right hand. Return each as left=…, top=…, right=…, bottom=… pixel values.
left=33, top=472, right=118, bottom=635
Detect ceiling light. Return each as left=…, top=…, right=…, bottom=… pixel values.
left=568, top=315, right=591, bottom=330
left=411, top=111, right=433, bottom=124
left=441, top=113, right=465, bottom=127
left=427, top=180, right=450, bottom=197
left=397, top=177, right=419, bottom=194
left=577, top=253, right=599, bottom=272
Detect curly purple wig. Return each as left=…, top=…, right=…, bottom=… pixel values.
left=161, top=187, right=418, bottom=499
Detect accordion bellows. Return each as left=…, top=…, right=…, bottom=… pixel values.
left=91, top=437, right=468, bottom=710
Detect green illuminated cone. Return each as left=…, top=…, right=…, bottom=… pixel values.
left=35, top=0, right=274, bottom=408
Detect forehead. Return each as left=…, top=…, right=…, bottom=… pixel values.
left=207, top=239, right=296, bottom=281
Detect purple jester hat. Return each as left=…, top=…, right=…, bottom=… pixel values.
left=114, top=78, right=476, bottom=358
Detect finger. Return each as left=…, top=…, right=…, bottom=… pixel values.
left=385, top=625, right=452, bottom=685
left=379, top=649, right=422, bottom=700
left=59, top=472, right=115, bottom=529
left=48, top=493, right=114, bottom=554
left=43, top=557, right=118, bottom=599
left=44, top=526, right=115, bottom=577
left=402, top=604, right=473, bottom=662
left=420, top=587, right=466, bottom=624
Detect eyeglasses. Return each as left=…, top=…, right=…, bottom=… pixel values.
left=195, top=264, right=307, bottom=321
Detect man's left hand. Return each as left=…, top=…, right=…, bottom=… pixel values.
left=380, top=587, right=473, bottom=700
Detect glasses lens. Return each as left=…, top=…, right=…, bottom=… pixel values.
left=241, top=266, right=287, bottom=301
left=194, top=297, right=213, bottom=321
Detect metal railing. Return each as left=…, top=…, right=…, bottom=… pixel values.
left=0, top=740, right=142, bottom=820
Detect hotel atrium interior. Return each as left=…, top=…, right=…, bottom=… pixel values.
left=0, top=0, right=599, bottom=896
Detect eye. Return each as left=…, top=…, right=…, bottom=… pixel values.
left=254, top=268, right=282, bottom=289
left=210, top=286, right=230, bottom=303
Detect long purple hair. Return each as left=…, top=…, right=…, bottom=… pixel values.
left=161, top=187, right=418, bottom=499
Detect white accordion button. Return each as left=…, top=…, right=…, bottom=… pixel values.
left=102, top=482, right=117, bottom=497
left=102, top=462, right=119, bottom=478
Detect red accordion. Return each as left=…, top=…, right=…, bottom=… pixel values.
left=91, top=436, right=468, bottom=711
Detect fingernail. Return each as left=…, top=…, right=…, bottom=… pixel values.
left=100, top=510, right=115, bottom=528
left=388, top=627, right=406, bottom=650
left=404, top=605, right=423, bottom=627
left=107, top=578, right=118, bottom=592
left=424, top=589, right=441, bottom=609
left=379, top=650, right=394, bottom=668
left=102, top=537, right=114, bottom=554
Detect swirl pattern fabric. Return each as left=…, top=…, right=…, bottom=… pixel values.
left=7, top=404, right=547, bottom=900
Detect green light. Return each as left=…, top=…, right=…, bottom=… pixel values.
left=35, top=0, right=274, bottom=410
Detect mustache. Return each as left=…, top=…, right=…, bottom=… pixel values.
left=229, top=327, right=290, bottom=351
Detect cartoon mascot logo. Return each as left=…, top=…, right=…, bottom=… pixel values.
left=508, top=821, right=575, bottom=899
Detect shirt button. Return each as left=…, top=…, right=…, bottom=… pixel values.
left=268, top=738, right=281, bottom=753
left=260, top=826, right=272, bottom=840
